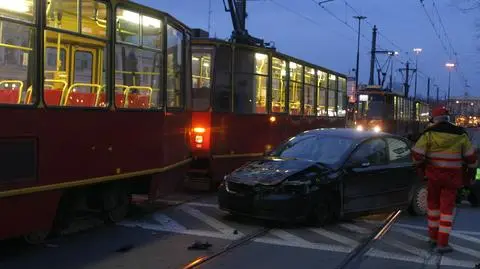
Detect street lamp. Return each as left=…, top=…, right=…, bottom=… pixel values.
left=413, top=48, right=422, bottom=98
left=445, top=62, right=456, bottom=107
left=353, top=15, right=367, bottom=100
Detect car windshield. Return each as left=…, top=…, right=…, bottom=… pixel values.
left=269, top=134, right=355, bottom=165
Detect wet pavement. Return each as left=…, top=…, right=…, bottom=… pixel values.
left=0, top=193, right=479, bottom=269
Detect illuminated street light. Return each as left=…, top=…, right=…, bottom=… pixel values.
left=445, top=62, right=456, bottom=68
left=445, top=62, right=456, bottom=104
left=413, top=48, right=422, bottom=98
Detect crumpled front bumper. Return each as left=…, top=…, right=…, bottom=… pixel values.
left=217, top=183, right=310, bottom=222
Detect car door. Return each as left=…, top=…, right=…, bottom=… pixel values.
left=342, top=138, right=392, bottom=213
left=383, top=137, right=417, bottom=208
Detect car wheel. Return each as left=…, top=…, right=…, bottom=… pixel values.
left=308, top=198, right=333, bottom=227
left=409, top=184, right=427, bottom=216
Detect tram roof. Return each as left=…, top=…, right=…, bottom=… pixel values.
left=191, top=37, right=347, bottom=78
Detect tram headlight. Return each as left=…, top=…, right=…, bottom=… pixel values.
left=356, top=125, right=364, bottom=131
left=373, top=126, right=381, bottom=133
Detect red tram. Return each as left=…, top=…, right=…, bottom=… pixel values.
left=187, top=37, right=348, bottom=188
left=354, top=87, right=430, bottom=139
left=0, top=0, right=192, bottom=242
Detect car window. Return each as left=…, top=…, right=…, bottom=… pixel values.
left=386, top=137, right=411, bottom=163
left=270, top=134, right=354, bottom=165
left=350, top=138, right=388, bottom=166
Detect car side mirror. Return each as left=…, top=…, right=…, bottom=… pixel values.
left=347, top=158, right=370, bottom=169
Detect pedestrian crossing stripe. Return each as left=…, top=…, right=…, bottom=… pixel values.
left=119, top=201, right=480, bottom=268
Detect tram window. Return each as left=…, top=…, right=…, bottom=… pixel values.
left=74, top=51, right=93, bottom=84
left=337, top=77, right=347, bottom=117
left=115, top=44, right=162, bottom=109
left=213, top=45, right=232, bottom=112
left=0, top=0, right=34, bottom=23
left=272, top=57, right=286, bottom=113
left=317, top=70, right=327, bottom=116
left=116, top=9, right=140, bottom=45
left=167, top=25, right=184, bottom=108
left=234, top=49, right=268, bottom=114
left=304, top=67, right=315, bottom=116
left=81, top=0, right=107, bottom=38
left=142, top=15, right=162, bottom=49
left=289, top=62, right=303, bottom=115
left=45, top=48, right=66, bottom=75
left=44, top=30, right=108, bottom=107
left=192, top=47, right=213, bottom=111
left=0, top=20, right=35, bottom=105
left=46, top=0, right=78, bottom=33
left=328, top=74, right=337, bottom=116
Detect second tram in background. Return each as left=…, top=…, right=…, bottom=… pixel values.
left=187, top=31, right=348, bottom=188
left=354, top=87, right=430, bottom=140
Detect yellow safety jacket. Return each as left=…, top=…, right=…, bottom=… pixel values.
left=412, top=122, right=477, bottom=169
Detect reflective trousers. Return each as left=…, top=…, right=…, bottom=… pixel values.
left=426, top=168, right=461, bottom=247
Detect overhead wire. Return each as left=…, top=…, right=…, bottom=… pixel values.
left=420, top=0, right=469, bottom=89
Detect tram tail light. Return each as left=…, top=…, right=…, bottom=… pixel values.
left=192, top=126, right=207, bottom=149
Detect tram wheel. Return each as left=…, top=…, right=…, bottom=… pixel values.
left=409, top=184, right=427, bottom=216
left=23, top=231, right=49, bottom=245
left=103, top=186, right=130, bottom=224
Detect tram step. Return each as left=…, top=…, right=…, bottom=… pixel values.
left=187, top=168, right=209, bottom=175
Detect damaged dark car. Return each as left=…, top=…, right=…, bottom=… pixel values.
left=218, top=128, right=426, bottom=225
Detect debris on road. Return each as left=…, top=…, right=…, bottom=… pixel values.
left=188, top=240, right=212, bottom=250
left=115, top=244, right=134, bottom=253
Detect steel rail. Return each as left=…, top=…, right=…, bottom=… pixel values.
left=335, top=209, right=403, bottom=269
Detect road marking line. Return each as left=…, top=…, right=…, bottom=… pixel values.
left=119, top=220, right=237, bottom=240
left=450, top=232, right=480, bottom=245
left=441, top=257, right=477, bottom=268
left=394, top=227, right=480, bottom=258
left=366, top=248, right=427, bottom=264
left=338, top=223, right=371, bottom=234
left=363, top=219, right=480, bottom=237
left=253, top=237, right=353, bottom=253
left=152, top=213, right=187, bottom=232
left=179, top=205, right=244, bottom=238
left=268, top=229, right=313, bottom=246
left=383, top=238, right=430, bottom=258
left=119, top=221, right=478, bottom=267
left=309, top=228, right=359, bottom=246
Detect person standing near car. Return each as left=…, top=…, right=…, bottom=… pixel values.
left=411, top=106, right=477, bottom=253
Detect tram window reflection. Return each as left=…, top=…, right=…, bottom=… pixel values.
left=0, top=0, right=34, bottom=23
left=317, top=70, right=327, bottom=116
left=192, top=48, right=213, bottom=111
left=0, top=20, right=35, bottom=105
left=82, top=0, right=107, bottom=38
left=289, top=61, right=303, bottom=115
left=337, top=77, right=347, bottom=117
left=304, top=67, right=315, bottom=116
left=167, top=25, right=184, bottom=108
left=272, top=57, right=286, bottom=113
left=47, top=0, right=78, bottom=33
left=234, top=49, right=268, bottom=114
left=328, top=74, right=337, bottom=117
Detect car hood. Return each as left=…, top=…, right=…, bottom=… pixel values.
left=228, top=157, right=320, bottom=186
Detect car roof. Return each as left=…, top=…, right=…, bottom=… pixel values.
left=300, top=128, right=391, bottom=141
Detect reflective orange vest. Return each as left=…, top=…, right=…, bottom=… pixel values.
left=412, top=122, right=477, bottom=169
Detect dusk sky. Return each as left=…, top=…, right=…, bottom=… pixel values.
left=139, top=0, right=478, bottom=99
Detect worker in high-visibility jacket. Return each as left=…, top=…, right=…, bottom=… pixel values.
left=412, top=106, right=478, bottom=254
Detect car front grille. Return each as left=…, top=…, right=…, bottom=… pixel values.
left=226, top=181, right=254, bottom=194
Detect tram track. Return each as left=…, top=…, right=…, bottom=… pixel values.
left=181, top=209, right=404, bottom=269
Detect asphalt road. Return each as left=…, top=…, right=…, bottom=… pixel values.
left=1, top=193, right=479, bottom=269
